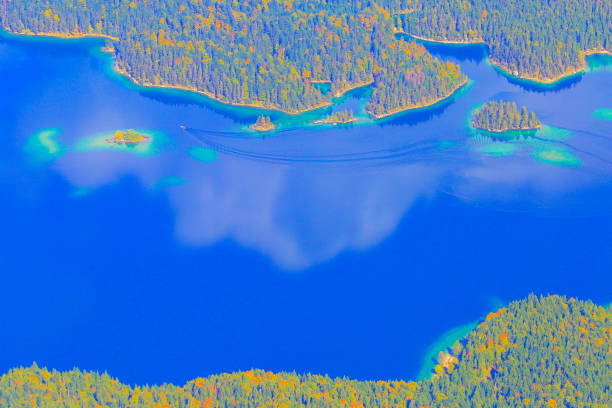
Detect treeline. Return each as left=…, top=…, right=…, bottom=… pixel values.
left=315, top=109, right=357, bottom=124
left=399, top=0, right=612, bottom=82
left=1, top=295, right=609, bottom=407
left=472, top=101, right=541, bottom=132
left=326, top=110, right=355, bottom=123
left=1, top=0, right=464, bottom=118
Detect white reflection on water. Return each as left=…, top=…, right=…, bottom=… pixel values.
left=50, top=122, right=611, bottom=270
left=171, top=158, right=442, bottom=269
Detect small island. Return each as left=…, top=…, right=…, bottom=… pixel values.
left=472, top=101, right=541, bottom=133
left=250, top=115, right=276, bottom=132
left=106, top=129, right=150, bottom=145
left=313, top=110, right=357, bottom=125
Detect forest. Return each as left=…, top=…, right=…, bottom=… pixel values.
left=1, top=295, right=609, bottom=407
left=399, top=0, right=612, bottom=82
left=0, top=0, right=465, bottom=118
left=472, top=101, right=541, bottom=132
left=366, top=40, right=466, bottom=118
left=2, top=1, right=609, bottom=114
left=251, top=115, right=275, bottom=132
left=314, top=110, right=357, bottom=125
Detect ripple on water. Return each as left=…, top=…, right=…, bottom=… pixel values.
left=468, top=130, right=523, bottom=157
left=535, top=125, right=572, bottom=141
left=436, top=140, right=457, bottom=150
left=23, top=128, right=65, bottom=164
left=469, top=125, right=579, bottom=163
left=477, top=143, right=518, bottom=156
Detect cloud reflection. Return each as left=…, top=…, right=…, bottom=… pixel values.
left=171, top=157, right=442, bottom=269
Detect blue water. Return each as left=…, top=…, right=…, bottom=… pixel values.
left=0, top=32, right=611, bottom=385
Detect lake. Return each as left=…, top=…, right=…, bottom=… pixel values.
left=0, top=31, right=610, bottom=386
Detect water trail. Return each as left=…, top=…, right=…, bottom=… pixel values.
left=190, top=126, right=300, bottom=139
left=468, top=128, right=612, bottom=167
left=181, top=126, right=439, bottom=167
left=557, top=127, right=612, bottom=143
left=532, top=134, right=612, bottom=166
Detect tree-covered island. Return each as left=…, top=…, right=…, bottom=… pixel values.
left=106, top=129, right=150, bottom=145
left=1, top=0, right=466, bottom=119
left=0, top=295, right=609, bottom=407
left=313, top=110, right=357, bottom=125
left=250, top=115, right=275, bottom=132
left=472, top=101, right=541, bottom=132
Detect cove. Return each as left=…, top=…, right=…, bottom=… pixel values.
left=0, top=31, right=611, bottom=386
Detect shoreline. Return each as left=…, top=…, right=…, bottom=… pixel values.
left=403, top=32, right=611, bottom=85
left=312, top=118, right=358, bottom=125
left=113, top=65, right=334, bottom=116
left=490, top=49, right=612, bottom=85
left=1, top=28, right=336, bottom=116
left=113, top=60, right=465, bottom=120
left=250, top=123, right=276, bottom=132
left=401, top=32, right=485, bottom=46
left=332, top=79, right=374, bottom=98
left=472, top=125, right=541, bottom=134
left=2, top=29, right=119, bottom=42
left=3, top=27, right=470, bottom=120
left=368, top=76, right=469, bottom=120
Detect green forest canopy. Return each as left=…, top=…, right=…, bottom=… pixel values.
left=399, top=0, right=612, bottom=82
left=1, top=0, right=609, bottom=116
left=0, top=0, right=468, bottom=118
left=1, top=295, right=609, bottom=407
left=472, top=101, right=541, bottom=132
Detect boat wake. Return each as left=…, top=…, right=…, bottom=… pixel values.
left=181, top=126, right=442, bottom=167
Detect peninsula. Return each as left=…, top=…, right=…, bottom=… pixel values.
left=472, top=101, right=541, bottom=133
left=399, top=0, right=611, bottom=84
left=1, top=0, right=467, bottom=119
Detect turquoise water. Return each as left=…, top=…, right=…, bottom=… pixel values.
left=0, top=31, right=611, bottom=385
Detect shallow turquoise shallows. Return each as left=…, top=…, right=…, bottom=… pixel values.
left=0, top=31, right=611, bottom=385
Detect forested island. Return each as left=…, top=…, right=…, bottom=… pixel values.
left=398, top=0, right=611, bottom=83
left=0, top=0, right=466, bottom=119
left=106, top=129, right=150, bottom=145
left=1, top=295, right=609, bottom=407
left=313, top=110, right=357, bottom=125
left=250, top=115, right=275, bottom=132
left=472, top=101, right=541, bottom=132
